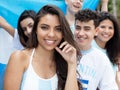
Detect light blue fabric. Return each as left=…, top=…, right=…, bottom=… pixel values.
left=0, top=63, right=6, bottom=90
left=0, top=0, right=66, bottom=28
left=92, top=40, right=106, bottom=54
left=92, top=40, right=118, bottom=74
left=0, top=0, right=66, bottom=65
left=0, top=0, right=100, bottom=28
left=82, top=0, right=100, bottom=10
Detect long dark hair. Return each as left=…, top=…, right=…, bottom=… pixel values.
left=17, top=10, right=36, bottom=47
left=28, top=5, right=82, bottom=90
left=98, top=12, right=120, bottom=65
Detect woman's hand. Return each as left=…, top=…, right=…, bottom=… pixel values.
left=55, top=41, right=79, bottom=90
left=55, top=41, right=77, bottom=66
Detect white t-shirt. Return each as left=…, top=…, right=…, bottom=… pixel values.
left=20, top=49, right=58, bottom=90
left=13, top=30, right=24, bottom=50
left=92, top=40, right=106, bottom=53
left=77, top=47, right=118, bottom=90
left=92, top=40, right=118, bottom=73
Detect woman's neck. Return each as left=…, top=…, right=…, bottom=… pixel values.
left=35, top=46, right=55, bottom=64
left=95, top=38, right=106, bottom=49
left=32, top=47, right=56, bottom=79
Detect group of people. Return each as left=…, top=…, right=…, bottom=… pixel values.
left=0, top=0, right=120, bottom=90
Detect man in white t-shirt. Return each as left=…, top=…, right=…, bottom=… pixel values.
left=74, top=9, right=118, bottom=90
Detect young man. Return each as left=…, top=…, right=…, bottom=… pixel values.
left=74, top=9, right=118, bottom=90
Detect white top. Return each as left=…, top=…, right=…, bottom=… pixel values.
left=92, top=40, right=106, bottom=53
left=92, top=39, right=118, bottom=73
left=20, top=49, right=58, bottom=90
left=77, top=47, right=118, bottom=90
left=13, top=30, right=24, bottom=50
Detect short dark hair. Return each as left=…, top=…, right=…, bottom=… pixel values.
left=75, top=9, right=100, bottom=28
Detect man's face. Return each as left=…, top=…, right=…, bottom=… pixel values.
left=65, top=0, right=83, bottom=14
left=74, top=20, right=97, bottom=50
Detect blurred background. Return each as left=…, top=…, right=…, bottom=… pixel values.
left=99, top=0, right=120, bottom=24
left=0, top=0, right=120, bottom=64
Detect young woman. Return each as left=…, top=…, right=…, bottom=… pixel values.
left=0, top=10, right=36, bottom=50
left=4, top=5, right=82, bottom=90
left=93, top=11, right=120, bottom=66
left=92, top=11, right=120, bottom=89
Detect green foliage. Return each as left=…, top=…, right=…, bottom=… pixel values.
left=108, top=0, right=120, bottom=24
left=108, top=0, right=113, bottom=13
left=116, top=0, right=120, bottom=18
left=98, top=0, right=120, bottom=25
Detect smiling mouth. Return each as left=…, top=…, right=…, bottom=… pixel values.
left=45, top=40, right=56, bottom=45
left=102, top=34, right=111, bottom=38
left=73, top=5, right=80, bottom=9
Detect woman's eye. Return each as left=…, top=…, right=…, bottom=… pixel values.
left=100, top=26, right=105, bottom=29
left=109, top=26, right=113, bottom=30
left=56, top=27, right=61, bottom=32
left=41, top=26, right=48, bottom=30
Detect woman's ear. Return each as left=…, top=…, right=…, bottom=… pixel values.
left=95, top=27, right=99, bottom=37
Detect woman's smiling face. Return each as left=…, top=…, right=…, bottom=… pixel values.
left=36, top=14, right=63, bottom=51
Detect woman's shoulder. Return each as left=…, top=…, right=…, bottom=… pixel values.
left=8, top=49, right=33, bottom=69
left=10, top=49, right=32, bottom=59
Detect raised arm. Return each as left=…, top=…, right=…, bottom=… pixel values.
left=0, top=16, right=15, bottom=37
left=101, top=0, right=109, bottom=12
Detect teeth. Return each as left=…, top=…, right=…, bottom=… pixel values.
left=79, top=38, right=84, bottom=41
left=102, top=34, right=109, bottom=38
left=45, top=40, right=55, bottom=45
left=76, top=37, right=85, bottom=42
left=78, top=36, right=86, bottom=40
left=80, top=38, right=85, bottom=40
